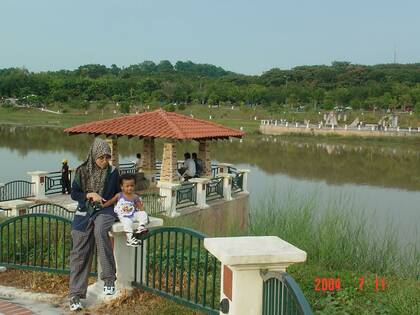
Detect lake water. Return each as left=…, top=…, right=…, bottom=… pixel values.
left=0, top=126, right=419, bottom=246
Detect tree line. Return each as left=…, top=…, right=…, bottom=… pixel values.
left=1, top=60, right=420, bottom=112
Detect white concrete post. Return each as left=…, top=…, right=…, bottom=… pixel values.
left=358, top=125, right=361, bottom=130
left=295, top=122, right=298, bottom=128
left=385, top=126, right=388, bottom=132
left=86, top=217, right=163, bottom=304
left=345, top=124, right=348, bottom=130
left=27, top=171, right=49, bottom=199
left=397, top=127, right=400, bottom=132
left=237, top=169, right=250, bottom=193
left=204, top=236, right=307, bottom=315
left=285, top=122, right=289, bottom=127
left=409, top=127, right=412, bottom=132
left=189, top=178, right=210, bottom=209
left=218, top=173, right=233, bottom=201
left=157, top=181, right=181, bottom=217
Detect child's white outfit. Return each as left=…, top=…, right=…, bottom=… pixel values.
left=114, top=193, right=149, bottom=246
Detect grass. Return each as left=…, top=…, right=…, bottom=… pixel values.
left=4, top=103, right=420, bottom=140
left=249, top=191, right=420, bottom=314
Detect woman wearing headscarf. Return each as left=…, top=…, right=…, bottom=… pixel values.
left=68, top=138, right=120, bottom=311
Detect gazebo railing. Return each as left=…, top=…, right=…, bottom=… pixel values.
left=119, top=162, right=136, bottom=175
left=176, top=183, right=197, bottom=209
left=206, top=177, right=224, bottom=202
left=232, top=172, right=244, bottom=194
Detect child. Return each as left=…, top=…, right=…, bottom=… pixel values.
left=103, top=173, right=149, bottom=247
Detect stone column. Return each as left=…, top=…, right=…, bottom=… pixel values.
left=218, top=173, right=233, bottom=201
left=142, top=137, right=156, bottom=183
left=198, top=140, right=212, bottom=177
left=189, top=178, right=210, bottom=208
left=106, top=138, right=119, bottom=167
left=204, top=236, right=307, bottom=315
left=160, top=142, right=178, bottom=182
left=27, top=171, right=49, bottom=199
left=86, top=217, right=164, bottom=305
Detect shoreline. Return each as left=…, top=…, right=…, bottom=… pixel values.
left=260, top=124, right=420, bottom=138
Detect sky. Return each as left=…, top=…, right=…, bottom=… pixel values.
left=0, top=0, right=419, bottom=75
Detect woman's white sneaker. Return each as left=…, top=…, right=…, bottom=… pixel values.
left=103, top=280, right=116, bottom=295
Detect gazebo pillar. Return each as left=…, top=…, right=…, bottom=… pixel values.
left=157, top=141, right=181, bottom=216
left=106, top=138, right=119, bottom=167
left=159, top=141, right=178, bottom=182
left=142, top=137, right=156, bottom=183
left=198, top=140, right=212, bottom=177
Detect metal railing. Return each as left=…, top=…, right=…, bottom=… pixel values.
left=0, top=180, right=35, bottom=201
left=211, top=166, right=219, bottom=178
left=0, top=213, right=97, bottom=276
left=119, top=162, right=137, bottom=175
left=155, top=160, right=162, bottom=181
left=206, top=177, right=224, bottom=202
left=45, top=171, right=72, bottom=195
left=262, top=271, right=313, bottom=315
left=133, top=226, right=220, bottom=315
left=27, top=203, right=75, bottom=220
left=231, top=172, right=244, bottom=194
left=261, top=119, right=420, bottom=134
left=141, top=192, right=166, bottom=216
left=176, top=183, right=197, bottom=209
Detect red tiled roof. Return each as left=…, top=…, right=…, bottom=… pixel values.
left=64, top=109, right=245, bottom=140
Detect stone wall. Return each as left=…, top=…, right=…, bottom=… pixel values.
left=169, top=193, right=249, bottom=237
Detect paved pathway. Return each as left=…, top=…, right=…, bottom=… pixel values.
left=0, top=286, right=64, bottom=315
left=0, top=298, right=35, bottom=315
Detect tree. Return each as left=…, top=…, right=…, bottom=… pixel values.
left=120, top=102, right=130, bottom=113
left=157, top=60, right=174, bottom=73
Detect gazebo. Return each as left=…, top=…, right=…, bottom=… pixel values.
left=64, top=109, right=245, bottom=214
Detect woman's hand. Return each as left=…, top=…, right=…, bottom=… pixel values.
left=86, top=192, right=104, bottom=203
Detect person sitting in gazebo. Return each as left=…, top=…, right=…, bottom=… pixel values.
left=178, top=152, right=196, bottom=180
left=192, top=152, right=203, bottom=177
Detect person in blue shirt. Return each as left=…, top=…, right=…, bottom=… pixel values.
left=68, top=138, right=120, bottom=312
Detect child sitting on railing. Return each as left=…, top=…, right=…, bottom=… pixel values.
left=102, top=173, right=149, bottom=247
